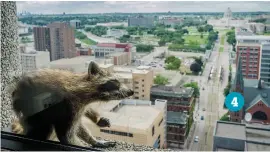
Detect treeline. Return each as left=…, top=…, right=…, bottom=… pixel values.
left=85, top=26, right=108, bottom=36
left=136, top=44, right=154, bottom=52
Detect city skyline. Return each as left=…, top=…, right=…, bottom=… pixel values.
left=17, top=1, right=270, bottom=14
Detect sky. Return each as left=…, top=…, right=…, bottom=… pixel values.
left=17, top=1, right=270, bottom=14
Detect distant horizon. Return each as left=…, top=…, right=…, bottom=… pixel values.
left=17, top=1, right=270, bottom=14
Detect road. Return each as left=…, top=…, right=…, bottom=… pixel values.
left=78, top=29, right=119, bottom=43
left=140, top=46, right=168, bottom=65
left=188, top=32, right=230, bottom=151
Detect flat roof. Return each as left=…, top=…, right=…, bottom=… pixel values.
left=246, top=142, right=270, bottom=151
left=237, top=42, right=261, bottom=46
left=246, top=128, right=270, bottom=144
left=98, top=63, right=113, bottom=69
left=236, top=35, right=270, bottom=40
left=215, top=121, right=246, bottom=140
left=114, top=73, right=132, bottom=79
left=90, top=100, right=161, bottom=130
left=50, top=56, right=95, bottom=65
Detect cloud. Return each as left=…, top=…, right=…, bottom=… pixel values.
left=16, top=1, right=270, bottom=14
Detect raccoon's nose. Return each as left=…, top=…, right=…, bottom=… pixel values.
left=128, top=89, right=134, bottom=96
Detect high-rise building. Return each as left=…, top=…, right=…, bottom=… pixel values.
left=235, top=35, right=270, bottom=80
left=69, top=20, right=81, bottom=29
left=20, top=45, right=50, bottom=73
left=128, top=15, right=155, bottom=28
left=34, top=22, right=76, bottom=61
left=84, top=99, right=167, bottom=149
left=260, top=43, right=270, bottom=86
left=47, top=22, right=76, bottom=61
left=132, top=66, right=154, bottom=100
left=33, top=27, right=51, bottom=52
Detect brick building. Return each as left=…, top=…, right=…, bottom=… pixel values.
left=235, top=35, right=270, bottom=80
left=150, top=85, right=194, bottom=149
left=93, top=43, right=133, bottom=65
left=230, top=56, right=270, bottom=124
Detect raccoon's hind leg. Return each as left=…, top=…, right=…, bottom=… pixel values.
left=85, top=108, right=111, bottom=128
left=77, top=124, right=116, bottom=148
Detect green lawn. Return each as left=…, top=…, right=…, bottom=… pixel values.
left=264, top=32, right=270, bottom=36
left=81, top=38, right=97, bottom=45
left=221, top=35, right=225, bottom=45
left=184, top=35, right=208, bottom=45
left=184, top=26, right=208, bottom=35
left=219, top=47, right=224, bottom=52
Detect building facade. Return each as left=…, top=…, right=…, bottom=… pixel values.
left=94, top=43, right=133, bottom=65
left=260, top=43, right=270, bottom=86
left=47, top=22, right=76, bottom=61
left=20, top=45, right=50, bottom=73
left=230, top=56, right=270, bottom=124
left=150, top=85, right=194, bottom=149
left=70, top=20, right=81, bottom=29
left=33, top=27, right=51, bottom=53
left=158, top=16, right=184, bottom=27
left=128, top=15, right=155, bottom=28
left=132, top=66, right=154, bottom=100
left=84, top=99, right=167, bottom=149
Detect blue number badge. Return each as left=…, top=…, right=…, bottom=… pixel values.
left=225, top=92, right=245, bottom=112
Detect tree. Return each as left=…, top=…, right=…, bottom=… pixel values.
left=136, top=44, right=154, bottom=52
left=194, top=56, right=203, bottom=66
left=197, top=26, right=204, bottom=33
left=204, top=24, right=213, bottom=32
left=158, top=40, right=166, bottom=46
left=165, top=56, right=181, bottom=70
left=200, top=33, right=203, bottom=39
left=190, top=62, right=202, bottom=73
left=184, top=82, right=200, bottom=97
left=154, top=75, right=169, bottom=85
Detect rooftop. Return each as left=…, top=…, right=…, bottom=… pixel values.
left=236, top=35, right=270, bottom=40
left=237, top=42, right=261, bottom=46
left=89, top=100, right=162, bottom=130
left=96, top=43, right=132, bottom=49
left=98, top=63, right=114, bottom=69
left=50, top=56, right=95, bottom=65
left=215, top=121, right=246, bottom=140
left=151, top=85, right=194, bottom=98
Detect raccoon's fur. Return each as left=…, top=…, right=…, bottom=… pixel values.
left=10, top=61, right=134, bottom=148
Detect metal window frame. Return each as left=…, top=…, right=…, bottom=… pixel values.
left=1, top=131, right=101, bottom=151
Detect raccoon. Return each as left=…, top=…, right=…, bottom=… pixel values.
left=10, top=61, right=134, bottom=148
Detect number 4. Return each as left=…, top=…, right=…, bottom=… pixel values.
left=231, top=97, right=238, bottom=107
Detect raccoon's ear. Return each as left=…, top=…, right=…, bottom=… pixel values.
left=88, top=61, right=101, bottom=76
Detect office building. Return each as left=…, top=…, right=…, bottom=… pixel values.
left=20, top=45, right=50, bottom=73
left=106, top=28, right=127, bottom=39
left=230, top=56, right=270, bottom=124
left=84, top=99, right=167, bottom=149
left=236, top=35, right=270, bottom=79
left=213, top=121, right=270, bottom=151
left=70, top=20, right=81, bottom=29
left=33, top=27, right=51, bottom=52
left=128, top=15, right=155, bottom=28
left=93, top=43, right=133, bottom=65
left=246, top=23, right=266, bottom=34
left=47, top=22, right=76, bottom=61
left=132, top=66, right=154, bottom=100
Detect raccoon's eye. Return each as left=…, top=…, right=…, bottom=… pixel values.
left=98, top=79, right=120, bottom=91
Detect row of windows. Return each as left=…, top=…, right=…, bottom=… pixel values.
left=100, top=129, right=133, bottom=137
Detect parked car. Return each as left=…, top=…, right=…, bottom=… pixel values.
left=194, top=136, right=199, bottom=142
left=201, top=116, right=204, bottom=120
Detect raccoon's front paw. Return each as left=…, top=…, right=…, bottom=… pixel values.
left=97, top=117, right=111, bottom=128
left=92, top=140, right=116, bottom=148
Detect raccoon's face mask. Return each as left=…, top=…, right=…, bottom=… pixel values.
left=87, top=61, right=134, bottom=100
